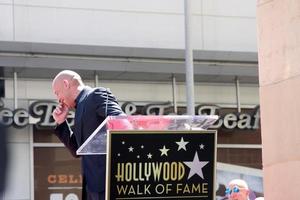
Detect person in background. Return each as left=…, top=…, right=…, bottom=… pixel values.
left=225, top=179, right=250, bottom=200
left=0, top=122, right=7, bottom=196
left=52, top=70, right=125, bottom=200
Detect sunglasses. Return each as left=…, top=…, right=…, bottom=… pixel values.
left=225, top=186, right=240, bottom=195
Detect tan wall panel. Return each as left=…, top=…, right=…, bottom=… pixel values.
left=264, top=162, right=300, bottom=200
left=257, top=0, right=300, bottom=199
left=260, top=77, right=300, bottom=165
left=258, top=0, right=300, bottom=86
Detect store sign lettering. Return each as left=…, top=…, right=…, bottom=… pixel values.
left=48, top=174, right=82, bottom=184
left=196, top=104, right=260, bottom=130
left=0, top=100, right=260, bottom=130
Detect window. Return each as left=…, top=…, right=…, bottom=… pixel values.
left=34, top=128, right=82, bottom=200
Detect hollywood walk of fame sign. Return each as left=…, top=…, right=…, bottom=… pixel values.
left=106, top=130, right=217, bottom=200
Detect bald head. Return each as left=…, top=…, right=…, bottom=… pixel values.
left=52, top=70, right=83, bottom=87
left=52, top=70, right=84, bottom=108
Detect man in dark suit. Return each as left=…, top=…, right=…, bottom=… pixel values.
left=52, top=70, right=124, bottom=200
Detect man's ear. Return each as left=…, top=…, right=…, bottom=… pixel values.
left=63, top=79, right=70, bottom=89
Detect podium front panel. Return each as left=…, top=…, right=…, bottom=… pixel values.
left=106, top=130, right=217, bottom=200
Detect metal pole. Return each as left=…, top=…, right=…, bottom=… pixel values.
left=172, top=75, right=178, bottom=114
left=184, top=0, right=195, bottom=115
left=235, top=76, right=241, bottom=112
left=13, top=71, right=18, bottom=109
left=94, top=72, right=98, bottom=87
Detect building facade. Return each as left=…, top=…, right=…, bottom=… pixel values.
left=0, top=0, right=260, bottom=199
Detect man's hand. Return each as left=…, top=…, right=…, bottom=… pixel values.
left=52, top=103, right=69, bottom=125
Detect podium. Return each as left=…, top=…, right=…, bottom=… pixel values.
left=77, top=115, right=218, bottom=200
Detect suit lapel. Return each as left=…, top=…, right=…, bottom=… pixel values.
left=74, top=88, right=89, bottom=145
left=74, top=103, right=84, bottom=145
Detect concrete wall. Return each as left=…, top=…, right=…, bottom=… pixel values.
left=0, top=0, right=257, bottom=51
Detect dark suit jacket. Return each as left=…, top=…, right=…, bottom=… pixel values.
left=55, top=86, right=124, bottom=193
